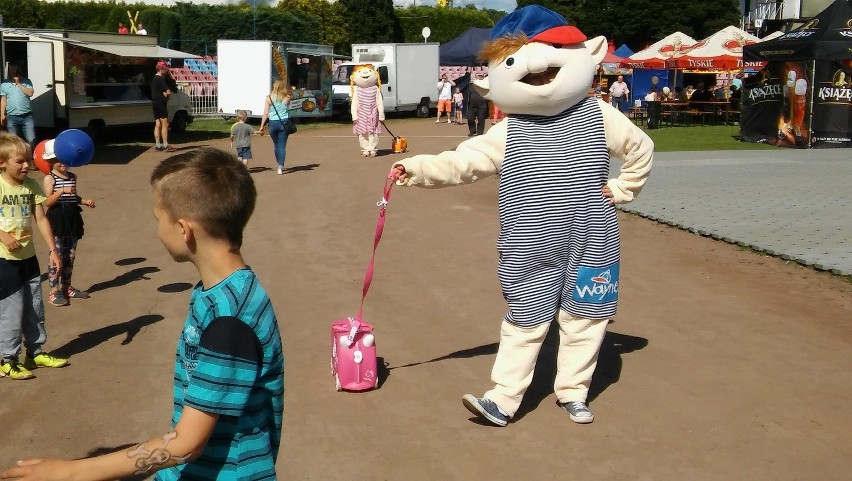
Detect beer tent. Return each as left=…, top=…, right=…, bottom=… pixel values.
left=620, top=32, right=696, bottom=70
left=741, top=0, right=852, bottom=148
left=670, top=26, right=761, bottom=71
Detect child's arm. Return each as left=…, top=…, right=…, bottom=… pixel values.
left=599, top=99, right=654, bottom=204
left=33, top=204, right=61, bottom=271
left=0, top=230, right=21, bottom=252
left=41, top=174, right=63, bottom=208
left=0, top=407, right=218, bottom=481
left=392, top=120, right=507, bottom=188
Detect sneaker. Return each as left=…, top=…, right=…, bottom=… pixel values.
left=48, top=290, right=69, bottom=307
left=447, top=119, right=452, bottom=123
left=560, top=401, right=594, bottom=424
left=435, top=120, right=440, bottom=123
left=0, top=361, right=35, bottom=380
left=23, top=353, right=69, bottom=370
left=152, top=145, right=164, bottom=151
left=462, top=394, right=509, bottom=427
left=65, top=286, right=90, bottom=299
left=241, top=159, right=248, bottom=167
left=277, top=167, right=284, bottom=175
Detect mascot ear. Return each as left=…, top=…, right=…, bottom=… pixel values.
left=473, top=78, right=490, bottom=99
left=585, top=36, right=608, bottom=65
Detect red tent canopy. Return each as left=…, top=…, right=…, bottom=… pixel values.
left=620, top=32, right=696, bottom=69
left=669, top=26, right=763, bottom=71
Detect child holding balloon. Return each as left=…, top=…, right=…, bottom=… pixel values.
left=40, top=139, right=95, bottom=306
left=0, top=132, right=68, bottom=380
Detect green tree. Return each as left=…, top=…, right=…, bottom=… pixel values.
left=339, top=0, right=403, bottom=45
left=0, top=0, right=46, bottom=28
left=396, top=5, right=494, bottom=44
left=277, top=0, right=349, bottom=53
left=515, top=0, right=740, bottom=50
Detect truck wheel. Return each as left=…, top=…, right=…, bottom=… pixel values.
left=85, top=120, right=106, bottom=144
left=416, top=103, right=430, bottom=118
left=171, top=112, right=188, bottom=132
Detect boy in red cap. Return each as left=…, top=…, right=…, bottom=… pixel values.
left=391, top=5, right=654, bottom=426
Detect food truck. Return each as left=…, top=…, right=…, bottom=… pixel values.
left=216, top=40, right=337, bottom=119
left=0, top=28, right=197, bottom=138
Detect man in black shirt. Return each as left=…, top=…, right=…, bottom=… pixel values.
left=467, top=74, right=489, bottom=136
left=151, top=61, right=174, bottom=152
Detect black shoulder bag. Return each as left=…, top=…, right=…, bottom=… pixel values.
left=269, top=95, right=296, bottom=134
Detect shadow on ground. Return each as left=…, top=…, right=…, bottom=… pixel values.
left=53, top=314, right=165, bottom=358
left=87, top=266, right=161, bottom=294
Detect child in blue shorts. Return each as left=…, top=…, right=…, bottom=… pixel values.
left=2, top=148, right=285, bottom=480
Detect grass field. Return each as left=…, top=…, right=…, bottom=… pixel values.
left=186, top=116, right=779, bottom=153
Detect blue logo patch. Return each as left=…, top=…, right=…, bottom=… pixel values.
left=572, top=263, right=619, bottom=304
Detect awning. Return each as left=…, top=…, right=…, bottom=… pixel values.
left=285, top=48, right=343, bottom=57
left=69, top=42, right=200, bottom=59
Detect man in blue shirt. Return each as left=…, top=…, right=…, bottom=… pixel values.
left=0, top=64, right=36, bottom=151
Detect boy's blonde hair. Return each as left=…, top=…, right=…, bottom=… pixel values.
left=236, top=110, right=248, bottom=121
left=0, top=132, right=31, bottom=166
left=150, top=148, right=256, bottom=249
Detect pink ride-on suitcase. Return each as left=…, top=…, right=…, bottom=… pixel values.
left=330, top=174, right=395, bottom=392
left=331, top=317, right=378, bottom=391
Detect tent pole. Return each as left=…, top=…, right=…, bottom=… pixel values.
left=808, top=59, right=816, bottom=149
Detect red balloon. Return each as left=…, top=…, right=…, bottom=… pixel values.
left=33, top=140, right=52, bottom=174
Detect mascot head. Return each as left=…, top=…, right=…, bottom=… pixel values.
left=475, top=5, right=607, bottom=116
left=350, top=64, right=381, bottom=96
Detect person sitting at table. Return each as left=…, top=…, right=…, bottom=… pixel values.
left=685, top=84, right=695, bottom=100
left=690, top=82, right=710, bottom=102
left=729, top=84, right=741, bottom=109
left=714, top=85, right=728, bottom=100
left=644, top=86, right=658, bottom=102
left=672, top=86, right=684, bottom=102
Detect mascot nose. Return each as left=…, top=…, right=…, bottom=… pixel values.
left=526, top=53, right=550, bottom=74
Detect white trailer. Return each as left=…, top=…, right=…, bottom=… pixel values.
left=332, top=43, right=440, bottom=117
left=217, top=40, right=337, bottom=119
left=0, top=28, right=196, bottom=139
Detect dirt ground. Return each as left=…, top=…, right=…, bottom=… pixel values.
left=1, top=119, right=850, bottom=480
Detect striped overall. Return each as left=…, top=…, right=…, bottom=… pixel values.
left=352, top=86, right=380, bottom=135
left=497, top=97, right=620, bottom=328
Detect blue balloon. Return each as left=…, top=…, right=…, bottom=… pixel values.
left=54, top=129, right=95, bottom=167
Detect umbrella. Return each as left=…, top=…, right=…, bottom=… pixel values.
left=669, top=26, right=762, bottom=71
left=620, top=32, right=697, bottom=69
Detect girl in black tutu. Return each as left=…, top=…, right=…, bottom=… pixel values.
left=41, top=141, right=96, bottom=306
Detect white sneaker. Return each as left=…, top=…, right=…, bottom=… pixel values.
left=277, top=167, right=283, bottom=175
left=560, top=401, right=594, bottom=424
left=435, top=120, right=440, bottom=123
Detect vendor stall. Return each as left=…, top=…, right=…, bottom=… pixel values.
left=741, top=0, right=852, bottom=148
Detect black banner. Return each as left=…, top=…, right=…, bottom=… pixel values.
left=811, top=60, right=852, bottom=148
left=740, top=61, right=812, bottom=148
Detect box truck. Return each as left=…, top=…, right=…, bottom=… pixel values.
left=0, top=28, right=196, bottom=139
left=332, top=43, right=440, bottom=117
left=217, top=40, right=338, bottom=119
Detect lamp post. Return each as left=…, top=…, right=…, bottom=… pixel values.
left=253, top=0, right=257, bottom=40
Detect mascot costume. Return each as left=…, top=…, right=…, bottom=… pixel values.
left=351, top=64, right=385, bottom=157
left=391, top=5, right=654, bottom=426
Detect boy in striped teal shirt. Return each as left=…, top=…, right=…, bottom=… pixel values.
left=2, top=148, right=284, bottom=480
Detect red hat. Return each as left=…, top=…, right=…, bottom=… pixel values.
left=156, top=61, right=168, bottom=70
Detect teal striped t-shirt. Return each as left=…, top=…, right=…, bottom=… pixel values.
left=157, top=268, right=284, bottom=481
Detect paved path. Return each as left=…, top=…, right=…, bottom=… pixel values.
left=611, top=148, right=851, bottom=275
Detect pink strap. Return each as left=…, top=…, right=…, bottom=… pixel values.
left=356, top=174, right=396, bottom=321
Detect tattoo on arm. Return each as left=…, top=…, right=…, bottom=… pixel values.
left=127, top=431, right=192, bottom=475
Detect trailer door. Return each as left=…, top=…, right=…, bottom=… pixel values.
left=27, top=41, right=54, bottom=128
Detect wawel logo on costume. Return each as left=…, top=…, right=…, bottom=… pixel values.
left=748, top=83, right=782, bottom=101
left=573, top=263, right=619, bottom=304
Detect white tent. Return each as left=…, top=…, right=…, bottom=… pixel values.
left=620, top=32, right=697, bottom=69
left=670, top=26, right=762, bottom=71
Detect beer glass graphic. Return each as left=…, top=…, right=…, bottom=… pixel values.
left=794, top=78, right=808, bottom=139
left=785, top=71, right=797, bottom=122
